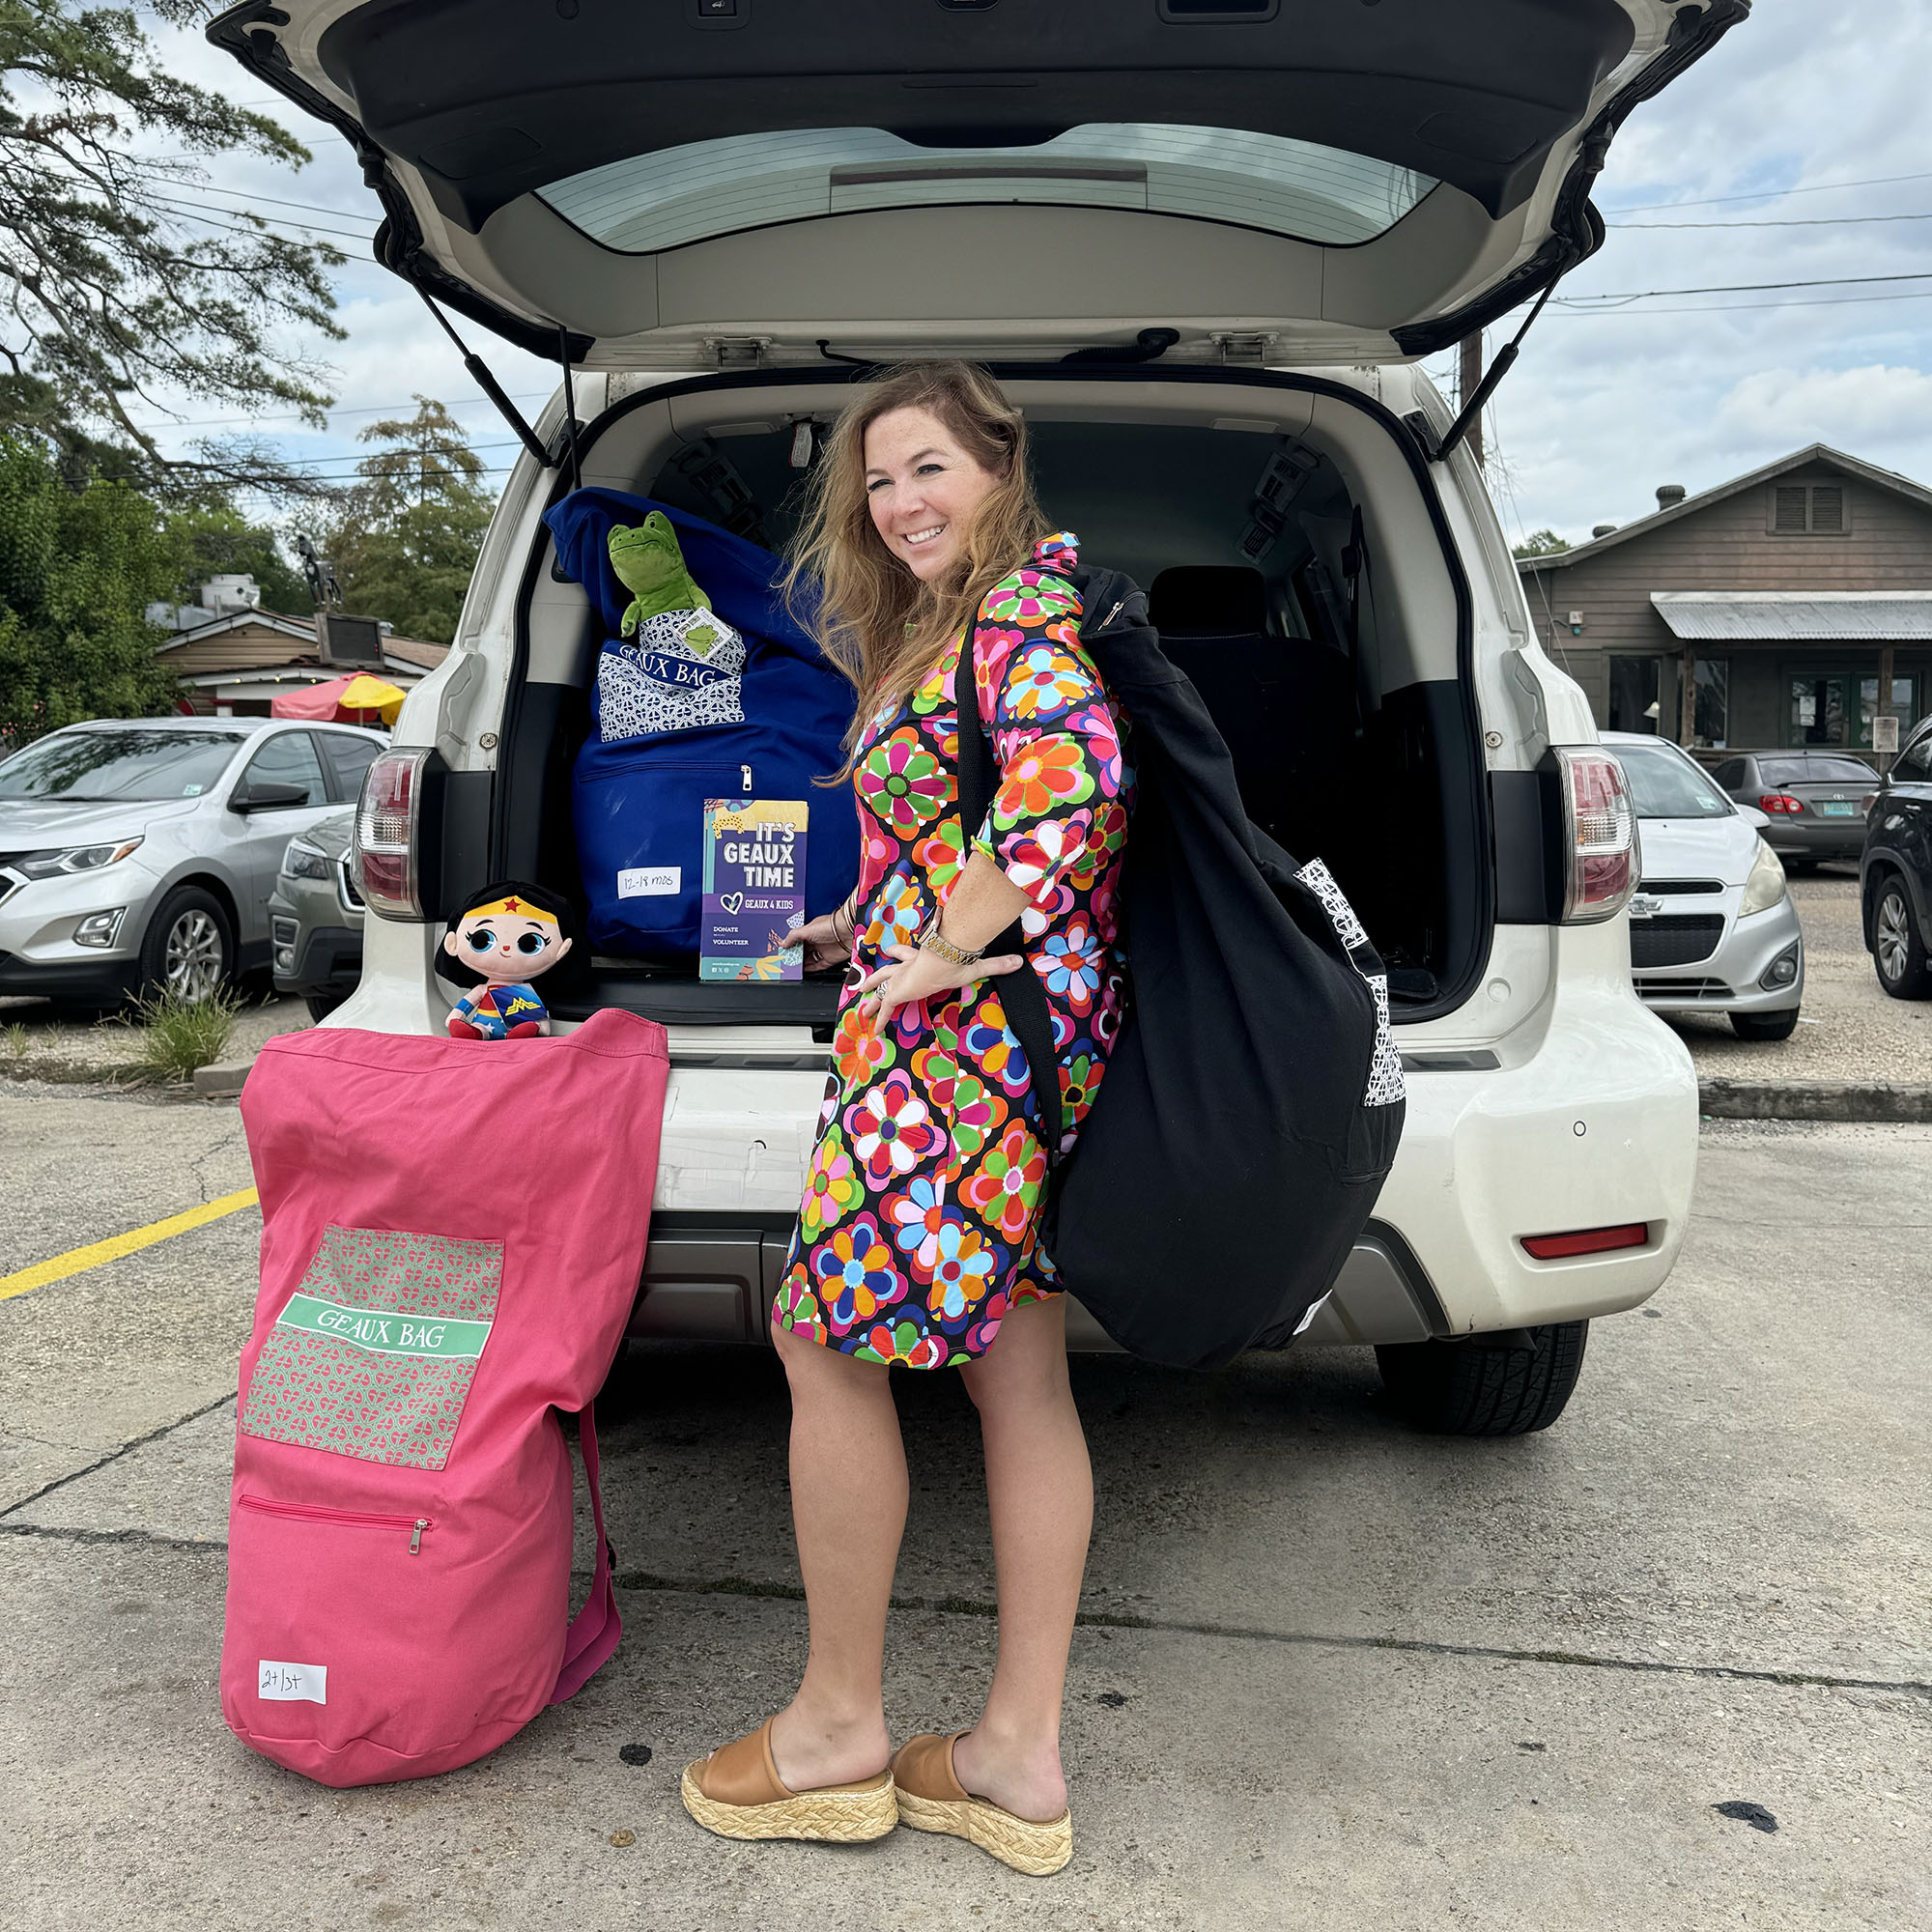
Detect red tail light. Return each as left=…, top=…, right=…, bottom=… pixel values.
left=355, top=748, right=432, bottom=920
left=1554, top=748, right=1638, bottom=923
left=1520, top=1223, right=1649, bottom=1261
left=1861, top=793, right=1878, bottom=813
left=1758, top=794, right=1804, bottom=814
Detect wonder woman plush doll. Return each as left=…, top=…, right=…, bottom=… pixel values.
left=440, top=880, right=576, bottom=1038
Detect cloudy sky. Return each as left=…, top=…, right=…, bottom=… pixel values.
left=141, top=2, right=1932, bottom=548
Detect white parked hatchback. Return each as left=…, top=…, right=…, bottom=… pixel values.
left=1603, top=731, right=1804, bottom=1041
left=213, top=0, right=1748, bottom=1434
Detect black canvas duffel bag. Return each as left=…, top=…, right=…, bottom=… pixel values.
left=958, top=564, right=1406, bottom=1371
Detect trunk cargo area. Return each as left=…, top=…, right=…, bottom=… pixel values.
left=497, top=369, right=1490, bottom=1034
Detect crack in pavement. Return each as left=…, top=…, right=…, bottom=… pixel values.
left=3, top=1520, right=1924, bottom=1702
left=0, top=1392, right=235, bottom=1520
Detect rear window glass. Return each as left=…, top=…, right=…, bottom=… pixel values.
left=1613, top=743, right=1734, bottom=820
left=0, top=729, right=242, bottom=801
left=539, top=125, right=1437, bottom=255
left=1759, top=755, right=1877, bottom=785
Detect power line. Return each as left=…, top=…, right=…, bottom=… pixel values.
left=166, top=186, right=378, bottom=228
left=125, top=163, right=381, bottom=228
left=144, top=193, right=375, bottom=244
left=1616, top=211, right=1932, bottom=230
left=139, top=389, right=554, bottom=433
left=1603, top=168, right=1932, bottom=215
left=1547, top=288, right=1932, bottom=317
left=1558, top=270, right=1932, bottom=304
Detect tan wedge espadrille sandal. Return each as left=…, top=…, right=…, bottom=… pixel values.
left=681, top=1718, right=898, bottom=1843
left=890, top=1732, right=1072, bottom=1876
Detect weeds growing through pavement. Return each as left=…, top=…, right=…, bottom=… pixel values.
left=124, top=985, right=242, bottom=1084
left=4, top=1021, right=27, bottom=1058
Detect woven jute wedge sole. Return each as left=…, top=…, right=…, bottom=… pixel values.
left=680, top=1764, right=898, bottom=1843
left=895, top=1786, right=1073, bottom=1876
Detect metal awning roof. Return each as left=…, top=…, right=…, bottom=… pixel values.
left=1652, top=591, right=1932, bottom=642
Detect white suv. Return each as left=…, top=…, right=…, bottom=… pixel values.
left=213, top=0, right=1746, bottom=1434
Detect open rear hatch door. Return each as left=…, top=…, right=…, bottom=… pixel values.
left=212, top=0, right=1747, bottom=369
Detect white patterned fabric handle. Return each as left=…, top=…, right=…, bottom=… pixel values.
left=1295, top=859, right=1406, bottom=1108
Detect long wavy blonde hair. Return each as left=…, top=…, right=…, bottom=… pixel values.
left=783, top=360, right=1048, bottom=771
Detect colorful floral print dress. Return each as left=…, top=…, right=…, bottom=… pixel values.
left=773, top=533, right=1132, bottom=1368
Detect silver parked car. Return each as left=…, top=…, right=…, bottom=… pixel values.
left=0, top=718, right=385, bottom=1005
left=1707, top=751, right=1879, bottom=867
left=1605, top=732, right=1804, bottom=1041
left=267, top=809, right=364, bottom=1021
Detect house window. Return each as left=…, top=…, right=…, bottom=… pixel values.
left=1693, top=658, right=1729, bottom=749
left=1608, top=656, right=1662, bottom=734
left=1771, top=482, right=1848, bottom=535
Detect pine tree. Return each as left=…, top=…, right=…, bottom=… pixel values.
left=0, top=0, right=342, bottom=498
left=318, top=399, right=495, bottom=644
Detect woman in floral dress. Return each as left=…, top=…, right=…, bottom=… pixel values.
left=682, top=363, right=1128, bottom=1876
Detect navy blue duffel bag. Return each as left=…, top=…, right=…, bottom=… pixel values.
left=545, top=491, right=860, bottom=963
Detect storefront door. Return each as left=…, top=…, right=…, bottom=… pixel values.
left=1788, top=673, right=1918, bottom=748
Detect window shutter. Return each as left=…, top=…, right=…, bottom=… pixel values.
left=1809, top=483, right=1844, bottom=533
left=1773, top=485, right=1809, bottom=533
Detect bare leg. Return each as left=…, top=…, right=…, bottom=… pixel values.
left=952, top=1295, right=1093, bottom=1822
left=764, top=1321, right=907, bottom=1791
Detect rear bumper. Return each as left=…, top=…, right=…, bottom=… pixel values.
left=622, top=921, right=1699, bottom=1350
left=1761, top=816, right=1865, bottom=861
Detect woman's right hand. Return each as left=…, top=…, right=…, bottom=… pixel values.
left=798, top=908, right=854, bottom=975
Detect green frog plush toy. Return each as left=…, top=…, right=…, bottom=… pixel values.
left=598, top=512, right=747, bottom=740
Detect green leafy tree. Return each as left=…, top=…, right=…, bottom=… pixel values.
left=0, top=0, right=343, bottom=498
left=164, top=500, right=309, bottom=611
left=320, top=399, right=495, bottom=643
left=1513, top=528, right=1572, bottom=558
left=0, top=431, right=179, bottom=743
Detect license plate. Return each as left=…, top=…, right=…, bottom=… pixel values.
left=1817, top=801, right=1857, bottom=816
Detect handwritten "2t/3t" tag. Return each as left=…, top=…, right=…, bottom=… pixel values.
left=258, top=1659, right=327, bottom=1703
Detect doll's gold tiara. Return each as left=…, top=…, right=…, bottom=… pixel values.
left=464, top=895, right=559, bottom=925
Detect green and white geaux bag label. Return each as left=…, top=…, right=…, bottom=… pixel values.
left=273, top=1293, right=492, bottom=1360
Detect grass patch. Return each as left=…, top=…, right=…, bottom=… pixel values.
left=123, top=985, right=243, bottom=1085
left=5, top=1021, right=27, bottom=1058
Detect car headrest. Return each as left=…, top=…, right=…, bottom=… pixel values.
left=1149, top=566, right=1267, bottom=637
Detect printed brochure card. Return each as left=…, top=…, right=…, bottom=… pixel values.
left=699, top=798, right=808, bottom=981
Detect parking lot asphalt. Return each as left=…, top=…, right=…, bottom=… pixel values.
left=1, top=1089, right=1926, bottom=1931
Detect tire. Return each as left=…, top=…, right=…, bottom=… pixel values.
left=1871, top=878, right=1932, bottom=1000
left=1731, top=1007, right=1800, bottom=1040
left=1376, top=1321, right=1589, bottom=1436
left=304, top=993, right=344, bottom=1023
left=136, top=886, right=234, bottom=1004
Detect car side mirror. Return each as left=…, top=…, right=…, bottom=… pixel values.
left=1736, top=804, right=1770, bottom=830
left=231, top=781, right=309, bottom=813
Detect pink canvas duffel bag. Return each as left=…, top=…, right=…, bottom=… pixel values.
left=220, top=1009, right=668, bottom=1786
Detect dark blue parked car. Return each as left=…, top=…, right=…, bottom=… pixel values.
left=1861, top=717, right=1932, bottom=999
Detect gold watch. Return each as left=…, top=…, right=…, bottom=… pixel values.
left=917, top=908, right=983, bottom=967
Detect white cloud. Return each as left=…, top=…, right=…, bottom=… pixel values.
left=1712, top=363, right=1932, bottom=447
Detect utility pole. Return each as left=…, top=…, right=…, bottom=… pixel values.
left=1459, top=333, right=1484, bottom=469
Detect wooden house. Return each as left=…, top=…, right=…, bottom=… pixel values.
left=1517, top=444, right=1932, bottom=757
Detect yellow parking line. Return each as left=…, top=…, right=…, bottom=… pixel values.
left=0, top=1186, right=261, bottom=1302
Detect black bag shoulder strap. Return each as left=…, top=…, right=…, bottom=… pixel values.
left=955, top=609, right=1065, bottom=1166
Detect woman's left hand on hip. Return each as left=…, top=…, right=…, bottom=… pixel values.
left=851, top=941, right=1022, bottom=1028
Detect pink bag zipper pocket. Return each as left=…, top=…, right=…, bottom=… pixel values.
left=239, top=1494, right=432, bottom=1553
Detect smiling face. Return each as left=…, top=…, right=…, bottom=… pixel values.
left=441, top=903, right=571, bottom=983
left=863, top=405, right=1004, bottom=584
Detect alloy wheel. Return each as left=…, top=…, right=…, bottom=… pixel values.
left=164, top=908, right=225, bottom=1001
left=1876, top=891, right=1913, bottom=986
